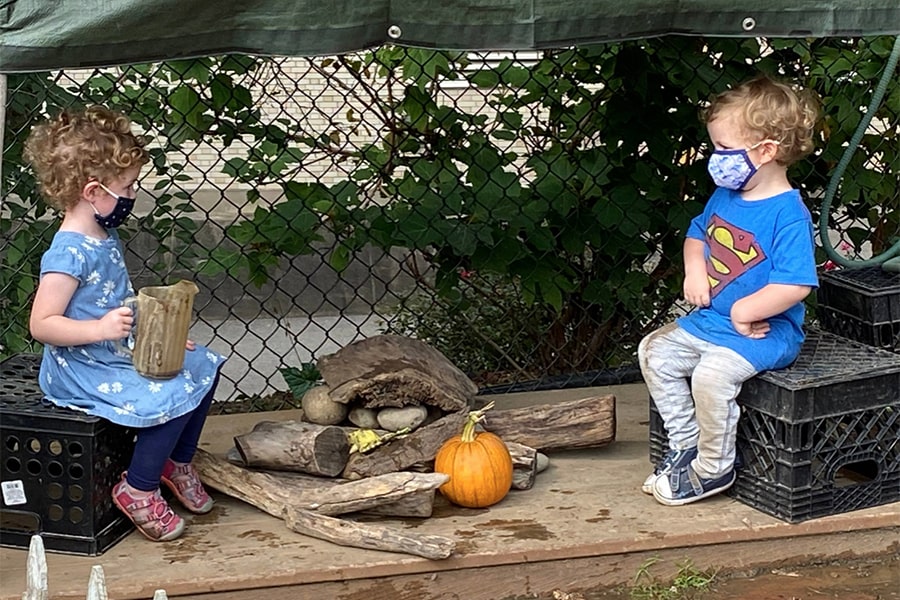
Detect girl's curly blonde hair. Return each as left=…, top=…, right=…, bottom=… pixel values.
left=703, top=74, right=820, bottom=167
left=23, top=106, right=149, bottom=211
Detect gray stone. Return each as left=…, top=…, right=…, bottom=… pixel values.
left=301, top=385, right=348, bottom=425
left=348, top=406, right=380, bottom=429
left=376, top=405, right=428, bottom=432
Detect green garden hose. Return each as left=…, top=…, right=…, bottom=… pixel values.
left=818, top=35, right=900, bottom=273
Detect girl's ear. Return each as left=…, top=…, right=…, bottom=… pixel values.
left=81, top=179, right=102, bottom=203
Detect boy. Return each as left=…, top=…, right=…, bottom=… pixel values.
left=639, top=75, right=820, bottom=505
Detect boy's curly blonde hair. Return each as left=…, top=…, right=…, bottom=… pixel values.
left=23, top=106, right=149, bottom=211
left=703, top=75, right=820, bottom=167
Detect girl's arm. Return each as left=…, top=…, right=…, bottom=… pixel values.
left=30, top=272, right=133, bottom=346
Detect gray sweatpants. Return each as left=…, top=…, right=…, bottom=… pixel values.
left=638, top=323, right=758, bottom=479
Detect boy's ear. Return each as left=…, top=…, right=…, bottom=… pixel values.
left=758, top=140, right=780, bottom=164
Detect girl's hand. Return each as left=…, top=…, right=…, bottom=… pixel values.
left=99, top=306, right=134, bottom=341
left=733, top=319, right=770, bottom=339
left=185, top=339, right=196, bottom=351
left=683, top=273, right=711, bottom=307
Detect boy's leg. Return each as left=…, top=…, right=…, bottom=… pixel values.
left=690, top=347, right=757, bottom=479
left=638, top=323, right=703, bottom=449
left=652, top=344, right=756, bottom=506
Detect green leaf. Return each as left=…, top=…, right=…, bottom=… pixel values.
left=280, top=364, right=322, bottom=399
left=469, top=70, right=500, bottom=88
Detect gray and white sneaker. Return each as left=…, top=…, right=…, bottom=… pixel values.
left=652, top=464, right=735, bottom=506
left=641, top=447, right=698, bottom=494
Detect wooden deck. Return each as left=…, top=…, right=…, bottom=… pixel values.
left=2, top=383, right=898, bottom=600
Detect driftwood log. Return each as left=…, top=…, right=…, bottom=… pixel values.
left=195, top=449, right=446, bottom=516
left=234, top=420, right=348, bottom=477
left=225, top=446, right=436, bottom=518
left=342, top=409, right=469, bottom=480
left=318, top=335, right=477, bottom=412
left=194, top=450, right=455, bottom=558
left=481, top=394, right=616, bottom=452
left=283, top=508, right=454, bottom=560
left=506, top=441, right=539, bottom=490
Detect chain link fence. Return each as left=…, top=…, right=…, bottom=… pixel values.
left=2, top=36, right=898, bottom=411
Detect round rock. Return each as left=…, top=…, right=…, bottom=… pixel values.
left=377, top=405, right=428, bottom=432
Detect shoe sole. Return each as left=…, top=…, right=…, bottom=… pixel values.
left=652, top=474, right=735, bottom=506
left=161, top=474, right=215, bottom=514
left=112, top=489, right=185, bottom=542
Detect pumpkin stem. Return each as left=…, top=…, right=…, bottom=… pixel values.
left=461, top=400, right=494, bottom=443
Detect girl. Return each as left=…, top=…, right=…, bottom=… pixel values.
left=24, top=106, right=226, bottom=541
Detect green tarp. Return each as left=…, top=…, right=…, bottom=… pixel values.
left=1, top=0, right=899, bottom=72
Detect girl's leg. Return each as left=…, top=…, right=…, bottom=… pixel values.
left=114, top=416, right=190, bottom=542
left=161, top=374, right=220, bottom=514
left=169, top=373, right=218, bottom=463
left=690, top=347, right=757, bottom=479
left=126, top=412, right=192, bottom=491
left=638, top=323, right=703, bottom=449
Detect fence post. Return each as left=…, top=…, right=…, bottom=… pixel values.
left=85, top=565, right=108, bottom=600
left=22, top=535, right=48, bottom=600
left=0, top=73, right=6, bottom=200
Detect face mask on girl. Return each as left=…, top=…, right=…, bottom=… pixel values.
left=707, top=140, right=778, bottom=191
left=94, top=183, right=136, bottom=229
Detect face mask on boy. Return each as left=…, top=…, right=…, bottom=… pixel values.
left=707, top=140, right=778, bottom=191
left=94, top=183, right=136, bottom=229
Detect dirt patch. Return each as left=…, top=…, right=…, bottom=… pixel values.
left=540, top=555, right=899, bottom=600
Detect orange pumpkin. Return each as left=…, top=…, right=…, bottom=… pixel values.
left=434, top=401, right=513, bottom=508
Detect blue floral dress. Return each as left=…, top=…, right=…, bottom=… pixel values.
left=37, top=230, right=226, bottom=428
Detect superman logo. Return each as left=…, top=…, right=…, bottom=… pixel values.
left=705, top=214, right=765, bottom=296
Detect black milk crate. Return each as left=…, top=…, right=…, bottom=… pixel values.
left=648, top=329, right=900, bottom=523
left=817, top=267, right=900, bottom=352
left=1, top=353, right=136, bottom=555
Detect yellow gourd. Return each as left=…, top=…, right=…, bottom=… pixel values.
left=434, top=401, right=513, bottom=508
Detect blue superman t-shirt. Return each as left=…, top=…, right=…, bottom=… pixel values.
left=676, top=187, right=818, bottom=371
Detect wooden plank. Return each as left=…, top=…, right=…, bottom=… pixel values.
left=167, top=528, right=900, bottom=600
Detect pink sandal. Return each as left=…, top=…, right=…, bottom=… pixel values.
left=112, top=475, right=185, bottom=542
left=161, top=459, right=215, bottom=514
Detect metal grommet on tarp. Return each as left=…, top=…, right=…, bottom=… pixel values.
left=388, top=25, right=402, bottom=39
left=741, top=17, right=756, bottom=31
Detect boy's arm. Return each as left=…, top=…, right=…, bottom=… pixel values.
left=683, top=237, right=710, bottom=307
left=730, top=283, right=812, bottom=324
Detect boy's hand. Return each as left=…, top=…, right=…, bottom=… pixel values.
left=185, top=339, right=196, bottom=351
left=683, top=273, right=711, bottom=307
left=733, top=318, right=770, bottom=339
left=99, top=306, right=134, bottom=341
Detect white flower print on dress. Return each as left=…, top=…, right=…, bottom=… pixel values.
left=183, top=383, right=195, bottom=394
left=148, top=382, right=162, bottom=393
left=97, top=382, right=110, bottom=394
left=113, top=402, right=137, bottom=416
left=206, top=351, right=220, bottom=364
left=66, top=246, right=86, bottom=263
left=111, top=381, right=123, bottom=393
left=86, top=271, right=101, bottom=285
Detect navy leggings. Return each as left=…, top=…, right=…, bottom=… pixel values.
left=126, top=374, right=219, bottom=491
